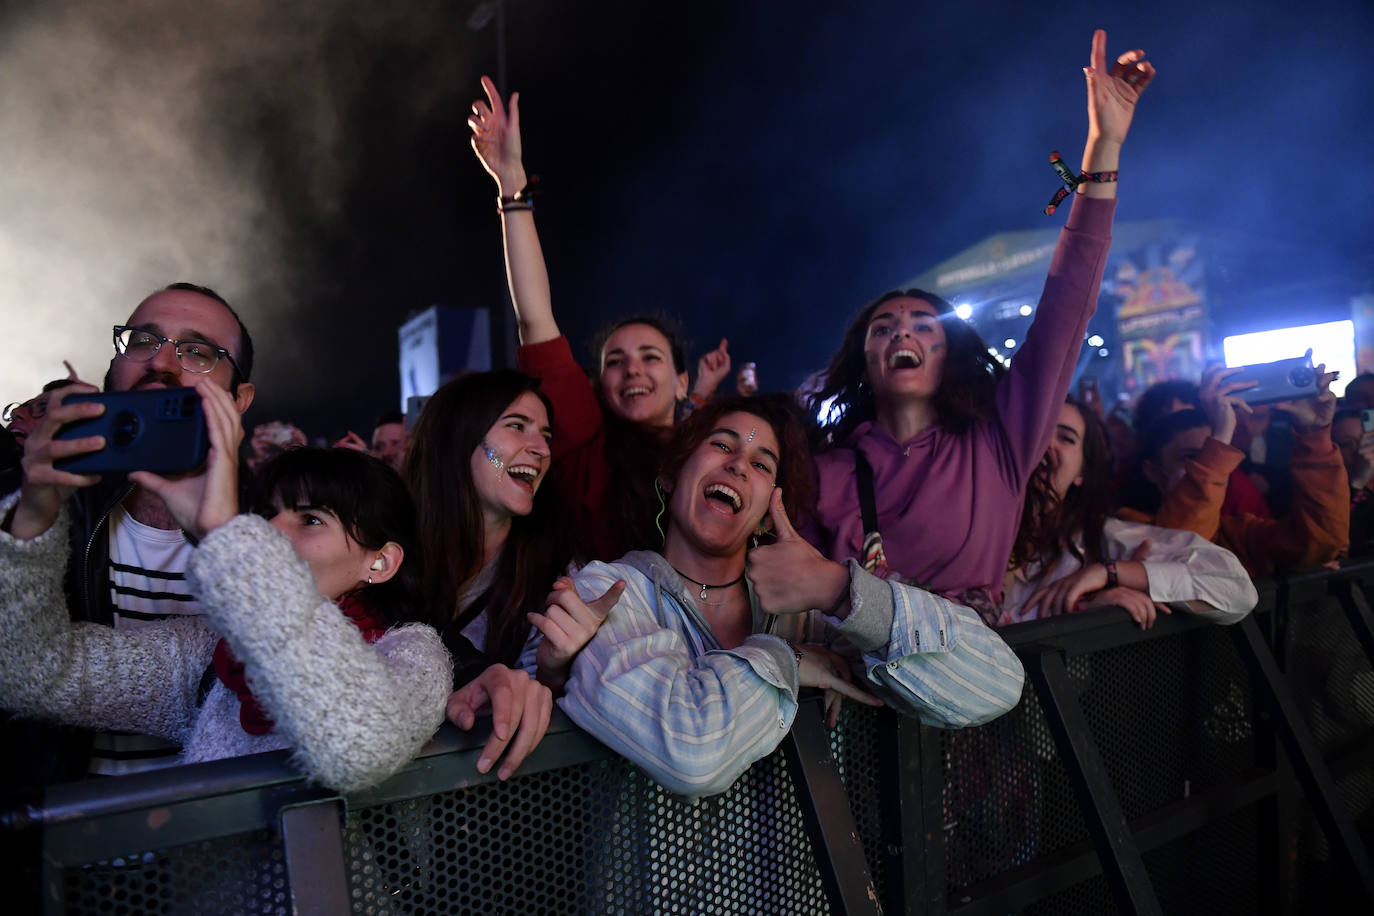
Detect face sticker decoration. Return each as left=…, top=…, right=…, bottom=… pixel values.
left=482, top=441, right=504, bottom=471
left=747, top=427, right=757, bottom=444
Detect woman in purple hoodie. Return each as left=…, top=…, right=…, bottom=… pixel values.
left=801, top=30, right=1154, bottom=615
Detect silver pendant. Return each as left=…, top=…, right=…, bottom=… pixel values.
left=700, top=584, right=708, bottom=599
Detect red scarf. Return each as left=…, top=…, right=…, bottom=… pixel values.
left=213, top=593, right=390, bottom=736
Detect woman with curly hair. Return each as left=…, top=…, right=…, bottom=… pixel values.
left=559, top=394, right=1024, bottom=798
left=804, top=30, right=1154, bottom=616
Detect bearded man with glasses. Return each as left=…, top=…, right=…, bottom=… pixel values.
left=2, top=282, right=255, bottom=782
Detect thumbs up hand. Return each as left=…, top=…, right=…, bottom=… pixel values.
left=747, top=489, right=851, bottom=617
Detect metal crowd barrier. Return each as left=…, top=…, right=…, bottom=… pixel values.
left=8, top=561, right=1374, bottom=915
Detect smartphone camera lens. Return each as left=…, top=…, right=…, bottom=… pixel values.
left=111, top=411, right=141, bottom=449
left=1289, top=367, right=1315, bottom=388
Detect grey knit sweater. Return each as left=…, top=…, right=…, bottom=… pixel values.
left=0, top=492, right=451, bottom=792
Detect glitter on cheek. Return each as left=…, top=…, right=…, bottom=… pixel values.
left=482, top=441, right=504, bottom=471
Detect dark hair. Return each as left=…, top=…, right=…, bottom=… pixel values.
left=580, top=314, right=693, bottom=556
left=404, top=370, right=573, bottom=667
left=659, top=393, right=816, bottom=532
left=1334, top=407, right=1363, bottom=426
left=251, top=447, right=422, bottom=626
left=1132, top=378, right=1200, bottom=435
left=806, top=289, right=1005, bottom=446
left=162, top=282, right=255, bottom=388
left=1138, top=408, right=1210, bottom=464
left=1010, top=397, right=1114, bottom=574
left=374, top=410, right=405, bottom=429
left=589, top=314, right=688, bottom=378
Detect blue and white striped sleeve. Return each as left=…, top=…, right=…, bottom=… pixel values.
left=558, top=562, right=799, bottom=798
left=833, top=562, right=1025, bottom=727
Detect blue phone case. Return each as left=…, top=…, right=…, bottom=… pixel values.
left=55, top=388, right=209, bottom=474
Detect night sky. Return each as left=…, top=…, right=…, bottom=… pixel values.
left=2, top=0, right=1371, bottom=439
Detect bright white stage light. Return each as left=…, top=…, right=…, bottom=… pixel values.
left=1003, top=338, right=1016, bottom=349
left=1087, top=334, right=1105, bottom=348
left=1099, top=348, right=1110, bottom=357
left=1222, top=320, right=1355, bottom=397
left=1019, top=304, right=1033, bottom=317
left=954, top=303, right=974, bottom=320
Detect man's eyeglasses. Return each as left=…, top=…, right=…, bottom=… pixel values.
left=2, top=395, right=47, bottom=426
left=112, top=326, right=242, bottom=378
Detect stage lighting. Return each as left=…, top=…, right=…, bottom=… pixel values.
left=955, top=304, right=974, bottom=320
left=1019, top=304, right=1033, bottom=317
left=1004, top=338, right=1016, bottom=349
left=1087, top=334, right=1104, bottom=348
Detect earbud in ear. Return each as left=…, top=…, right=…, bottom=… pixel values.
left=370, top=557, right=386, bottom=571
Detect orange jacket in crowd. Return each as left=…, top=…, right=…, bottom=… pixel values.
left=1117, top=428, right=1349, bottom=578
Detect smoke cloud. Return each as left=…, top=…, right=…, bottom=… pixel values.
left=0, top=0, right=469, bottom=412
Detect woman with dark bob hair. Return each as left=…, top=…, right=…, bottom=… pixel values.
left=467, top=77, right=733, bottom=562
left=557, top=394, right=1025, bottom=798
left=804, top=30, right=1155, bottom=615
left=0, top=381, right=451, bottom=792
left=1000, top=398, right=1256, bottom=628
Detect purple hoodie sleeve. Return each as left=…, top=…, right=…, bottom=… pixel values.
left=993, top=194, right=1115, bottom=485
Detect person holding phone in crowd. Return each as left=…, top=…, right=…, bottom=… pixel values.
left=802, top=31, right=1153, bottom=620
left=1121, top=365, right=1348, bottom=576
left=0, top=380, right=451, bottom=791
left=2, top=283, right=256, bottom=780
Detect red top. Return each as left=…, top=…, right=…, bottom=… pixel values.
left=518, top=335, right=628, bottom=561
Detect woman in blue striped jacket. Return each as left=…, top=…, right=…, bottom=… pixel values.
left=557, top=393, right=1026, bottom=798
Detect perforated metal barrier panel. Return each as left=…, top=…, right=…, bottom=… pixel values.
left=30, top=575, right=1374, bottom=915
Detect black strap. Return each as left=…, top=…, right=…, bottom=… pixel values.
left=853, top=449, right=880, bottom=538
left=195, top=661, right=218, bottom=708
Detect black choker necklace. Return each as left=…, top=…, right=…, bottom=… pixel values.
left=672, top=566, right=745, bottom=600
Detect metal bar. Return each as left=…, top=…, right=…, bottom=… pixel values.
left=873, top=709, right=933, bottom=916
left=1229, top=613, right=1374, bottom=903
left=280, top=798, right=351, bottom=916
left=950, top=769, right=1278, bottom=915
left=1333, top=578, right=1374, bottom=666
left=1025, top=651, right=1163, bottom=916
left=783, top=698, right=884, bottom=916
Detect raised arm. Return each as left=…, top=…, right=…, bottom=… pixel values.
left=995, top=30, right=1154, bottom=478
left=1078, top=28, right=1154, bottom=198
left=470, top=75, right=559, bottom=345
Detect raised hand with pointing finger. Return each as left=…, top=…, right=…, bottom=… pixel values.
left=691, top=338, right=732, bottom=406
left=529, top=575, right=626, bottom=691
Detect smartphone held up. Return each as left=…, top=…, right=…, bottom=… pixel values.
left=55, top=388, right=209, bottom=475
left=1226, top=351, right=1319, bottom=406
